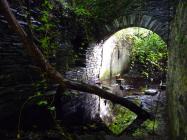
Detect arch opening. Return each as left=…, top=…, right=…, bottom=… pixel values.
left=85, top=27, right=168, bottom=135
left=87, top=27, right=168, bottom=84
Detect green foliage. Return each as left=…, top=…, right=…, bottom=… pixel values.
left=62, top=0, right=135, bottom=41
left=67, top=0, right=134, bottom=20
left=32, top=0, right=61, bottom=57
left=130, top=31, right=168, bottom=80
left=108, top=105, right=137, bottom=135
left=32, top=79, right=56, bottom=113
left=63, top=90, right=71, bottom=96
left=33, top=79, right=48, bottom=90
left=37, top=100, right=48, bottom=106
left=73, top=6, right=92, bottom=17
left=132, top=120, right=159, bottom=137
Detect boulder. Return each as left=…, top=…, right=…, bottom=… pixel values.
left=144, top=89, right=158, bottom=96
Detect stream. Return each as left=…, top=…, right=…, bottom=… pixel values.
left=62, top=69, right=168, bottom=140
left=1, top=70, right=168, bottom=140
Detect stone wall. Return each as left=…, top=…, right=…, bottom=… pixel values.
left=0, top=1, right=75, bottom=125
left=0, top=2, right=60, bottom=125
left=0, top=11, right=41, bottom=123
left=56, top=43, right=77, bottom=74
left=95, top=0, right=175, bottom=42
left=167, top=1, right=187, bottom=139
left=0, top=1, right=101, bottom=125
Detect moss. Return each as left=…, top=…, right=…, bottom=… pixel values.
left=100, top=69, right=110, bottom=80
left=132, top=129, right=144, bottom=137
left=132, top=98, right=142, bottom=106
left=108, top=105, right=137, bottom=135
left=132, top=120, right=159, bottom=137
left=167, top=1, right=187, bottom=139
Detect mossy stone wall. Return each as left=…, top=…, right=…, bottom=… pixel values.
left=167, top=1, right=187, bottom=139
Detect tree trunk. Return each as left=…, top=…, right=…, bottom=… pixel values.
left=0, top=0, right=153, bottom=120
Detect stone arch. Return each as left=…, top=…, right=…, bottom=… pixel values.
left=99, top=14, right=169, bottom=42
left=86, top=21, right=168, bottom=81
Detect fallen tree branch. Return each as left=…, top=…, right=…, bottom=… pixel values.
left=64, top=80, right=153, bottom=119
left=0, top=0, right=153, bottom=120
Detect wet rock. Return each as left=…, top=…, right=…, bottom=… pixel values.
left=116, top=78, right=124, bottom=85
left=121, top=85, right=134, bottom=90
left=144, top=89, right=158, bottom=96
left=124, top=96, right=141, bottom=106
left=160, top=84, right=166, bottom=90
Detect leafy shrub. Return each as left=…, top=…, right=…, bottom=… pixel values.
left=130, top=31, right=168, bottom=81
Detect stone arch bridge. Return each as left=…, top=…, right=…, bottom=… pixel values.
left=93, top=0, right=175, bottom=42
left=1, top=1, right=186, bottom=139
left=84, top=0, right=176, bottom=81
left=0, top=0, right=176, bottom=121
